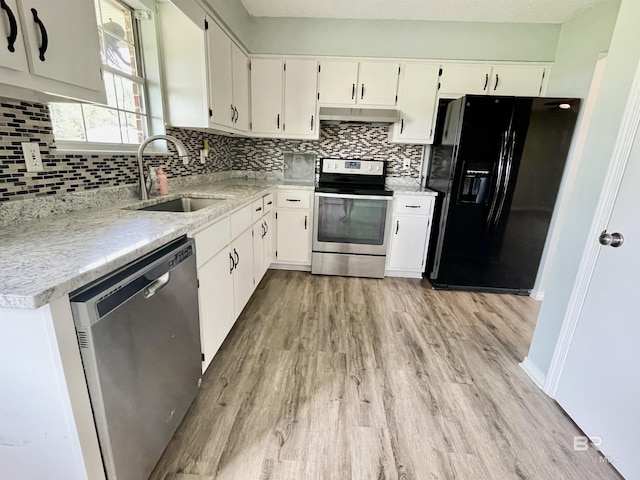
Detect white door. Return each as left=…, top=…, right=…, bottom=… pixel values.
left=387, top=214, right=430, bottom=271
left=318, top=60, right=358, bottom=105
left=0, top=0, right=29, bottom=72
left=439, top=63, right=492, bottom=96
left=392, top=63, right=440, bottom=144
left=232, top=228, right=254, bottom=317
left=357, top=61, right=399, bottom=106
left=263, top=212, right=274, bottom=271
left=252, top=221, right=264, bottom=285
left=250, top=58, right=283, bottom=134
left=198, top=248, right=235, bottom=372
left=491, top=65, right=546, bottom=96
left=284, top=59, right=318, bottom=136
left=18, top=0, right=102, bottom=91
left=276, top=210, right=311, bottom=264
left=555, top=121, right=640, bottom=479
left=231, top=43, right=249, bottom=132
left=207, top=18, right=233, bottom=127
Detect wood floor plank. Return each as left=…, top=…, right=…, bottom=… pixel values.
left=149, top=271, right=623, bottom=480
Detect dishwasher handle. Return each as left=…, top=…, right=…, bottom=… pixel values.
left=143, top=272, right=170, bottom=299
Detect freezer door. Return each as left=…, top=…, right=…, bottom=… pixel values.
left=431, top=95, right=516, bottom=287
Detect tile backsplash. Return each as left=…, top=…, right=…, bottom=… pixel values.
left=0, top=97, right=424, bottom=203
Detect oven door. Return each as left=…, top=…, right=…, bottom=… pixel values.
left=313, top=192, right=393, bottom=255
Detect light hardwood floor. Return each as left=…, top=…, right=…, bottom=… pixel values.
left=150, top=271, right=622, bottom=480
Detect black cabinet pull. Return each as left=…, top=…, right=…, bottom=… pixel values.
left=310, top=115, right=314, bottom=131
left=304, top=215, right=307, bottom=230
left=395, top=220, right=399, bottom=234
left=234, top=248, right=239, bottom=266
left=483, top=73, right=489, bottom=91
left=265, top=221, right=268, bottom=234
left=230, top=104, right=234, bottom=121
left=286, top=198, right=301, bottom=202
left=406, top=205, right=421, bottom=209
left=277, top=114, right=280, bottom=129
left=255, top=206, right=262, bottom=212
left=361, top=83, right=365, bottom=100
left=261, top=222, right=266, bottom=238
left=267, top=200, right=273, bottom=205
left=351, top=83, right=355, bottom=99
left=30, top=8, right=48, bottom=61
left=400, top=118, right=404, bottom=134
left=229, top=252, right=235, bottom=274
left=494, top=74, right=499, bottom=91
left=1, top=0, right=17, bottom=53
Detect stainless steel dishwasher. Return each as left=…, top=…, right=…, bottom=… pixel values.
left=71, top=237, right=201, bottom=480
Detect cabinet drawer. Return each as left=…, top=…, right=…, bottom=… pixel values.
left=192, top=216, right=231, bottom=267
left=263, top=193, right=275, bottom=213
left=230, top=203, right=253, bottom=238
left=252, top=198, right=264, bottom=222
left=394, top=196, right=434, bottom=215
left=277, top=191, right=311, bottom=209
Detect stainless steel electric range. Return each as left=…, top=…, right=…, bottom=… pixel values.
left=312, top=158, right=393, bottom=278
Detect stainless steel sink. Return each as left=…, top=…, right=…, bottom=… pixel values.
left=136, top=197, right=225, bottom=212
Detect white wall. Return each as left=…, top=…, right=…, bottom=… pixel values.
left=526, top=0, right=640, bottom=379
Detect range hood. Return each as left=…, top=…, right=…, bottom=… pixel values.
left=318, top=106, right=399, bottom=124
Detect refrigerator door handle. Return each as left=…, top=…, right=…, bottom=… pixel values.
left=492, top=131, right=517, bottom=229
left=486, top=130, right=508, bottom=229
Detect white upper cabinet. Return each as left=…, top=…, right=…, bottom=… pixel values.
left=389, top=63, right=440, bottom=144
left=0, top=0, right=105, bottom=102
left=283, top=59, right=318, bottom=137
left=489, top=64, right=546, bottom=96
left=357, top=61, right=400, bottom=106
left=207, top=18, right=234, bottom=128
left=250, top=58, right=284, bottom=135
left=319, top=60, right=399, bottom=106
left=439, top=63, right=547, bottom=97
left=231, top=44, right=249, bottom=132
left=0, top=0, right=28, bottom=72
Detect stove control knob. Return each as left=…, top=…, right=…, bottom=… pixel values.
left=369, top=165, right=373, bottom=171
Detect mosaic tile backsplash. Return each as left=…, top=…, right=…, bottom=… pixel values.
left=0, top=98, right=423, bottom=203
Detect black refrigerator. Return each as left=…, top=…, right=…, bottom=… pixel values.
left=425, top=95, right=580, bottom=294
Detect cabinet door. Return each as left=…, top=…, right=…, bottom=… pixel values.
left=387, top=214, right=430, bottom=271
left=276, top=210, right=311, bottom=264
left=207, top=18, right=233, bottom=127
left=318, top=60, right=358, bottom=105
left=252, top=221, right=265, bottom=285
left=250, top=58, right=283, bottom=134
left=232, top=227, right=254, bottom=317
left=284, top=59, right=318, bottom=136
left=263, top=212, right=275, bottom=270
left=439, top=64, right=492, bottom=95
left=231, top=43, right=249, bottom=132
left=18, top=0, right=103, bottom=92
left=391, top=63, right=440, bottom=144
left=0, top=0, right=29, bottom=72
left=198, top=247, right=235, bottom=372
left=490, top=65, right=546, bottom=97
left=357, top=62, right=399, bottom=106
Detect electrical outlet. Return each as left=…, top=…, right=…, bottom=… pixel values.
left=403, top=158, right=411, bottom=170
left=21, top=142, right=43, bottom=172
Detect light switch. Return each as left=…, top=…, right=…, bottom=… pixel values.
left=21, top=142, right=44, bottom=172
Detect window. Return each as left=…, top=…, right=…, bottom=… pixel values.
left=49, top=0, right=148, bottom=146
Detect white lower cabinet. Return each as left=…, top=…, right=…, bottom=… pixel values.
left=263, top=211, right=275, bottom=268
left=231, top=227, right=254, bottom=316
left=275, top=190, right=312, bottom=265
left=386, top=195, right=436, bottom=278
left=198, top=247, right=234, bottom=372
left=252, top=220, right=265, bottom=284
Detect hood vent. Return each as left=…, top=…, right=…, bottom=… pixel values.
left=318, top=107, right=399, bottom=124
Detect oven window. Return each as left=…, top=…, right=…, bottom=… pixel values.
left=317, top=197, right=388, bottom=245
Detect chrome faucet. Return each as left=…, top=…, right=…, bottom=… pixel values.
left=136, top=134, right=189, bottom=200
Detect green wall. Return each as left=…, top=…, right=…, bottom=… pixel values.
left=527, top=0, right=639, bottom=377
left=546, top=0, right=621, bottom=98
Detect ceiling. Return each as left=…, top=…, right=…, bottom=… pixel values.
left=238, top=0, right=603, bottom=24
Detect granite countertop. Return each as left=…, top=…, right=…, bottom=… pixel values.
left=0, top=179, right=313, bottom=310
left=387, top=185, right=439, bottom=195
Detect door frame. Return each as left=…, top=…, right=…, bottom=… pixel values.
left=543, top=58, right=640, bottom=397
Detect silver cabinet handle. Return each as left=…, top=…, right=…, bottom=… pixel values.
left=599, top=231, right=624, bottom=248
left=143, top=272, right=170, bottom=299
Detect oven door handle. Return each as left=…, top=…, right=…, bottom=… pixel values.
left=314, top=192, right=392, bottom=201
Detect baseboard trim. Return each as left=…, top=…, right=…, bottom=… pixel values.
left=530, top=289, right=545, bottom=301
left=384, top=270, right=423, bottom=279
left=520, top=356, right=546, bottom=390
left=269, top=263, right=311, bottom=272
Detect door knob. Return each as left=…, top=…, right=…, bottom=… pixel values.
left=599, top=231, right=624, bottom=247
